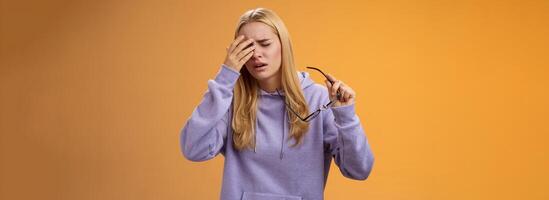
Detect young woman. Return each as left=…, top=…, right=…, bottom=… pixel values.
left=180, top=7, right=374, bottom=200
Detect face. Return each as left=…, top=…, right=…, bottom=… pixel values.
left=238, top=22, right=282, bottom=82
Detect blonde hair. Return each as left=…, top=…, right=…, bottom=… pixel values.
left=231, top=8, right=310, bottom=150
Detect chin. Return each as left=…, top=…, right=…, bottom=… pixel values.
left=246, top=66, right=270, bottom=80
left=250, top=71, right=272, bottom=81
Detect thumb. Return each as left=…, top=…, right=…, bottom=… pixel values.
left=325, top=80, right=334, bottom=99
left=324, top=73, right=337, bottom=83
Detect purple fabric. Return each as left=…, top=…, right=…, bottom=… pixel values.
left=180, top=64, right=375, bottom=200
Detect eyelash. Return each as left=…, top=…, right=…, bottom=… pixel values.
left=260, top=43, right=271, bottom=47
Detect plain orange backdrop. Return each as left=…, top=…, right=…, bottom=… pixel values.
left=1, top=0, right=548, bottom=199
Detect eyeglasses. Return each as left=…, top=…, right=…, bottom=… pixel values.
left=276, top=67, right=341, bottom=122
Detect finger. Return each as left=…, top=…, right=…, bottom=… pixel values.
left=347, top=87, right=355, bottom=99
left=339, top=82, right=346, bottom=101
left=326, top=77, right=340, bottom=100
left=344, top=89, right=352, bottom=101
left=324, top=73, right=338, bottom=83
left=340, top=89, right=347, bottom=102
left=232, top=38, right=254, bottom=55
left=345, top=89, right=353, bottom=102
left=236, top=44, right=255, bottom=60
left=331, top=81, right=341, bottom=97
left=238, top=49, right=254, bottom=64
left=325, top=79, right=332, bottom=88
left=228, top=35, right=246, bottom=53
left=229, top=35, right=246, bottom=51
left=325, top=80, right=334, bottom=99
left=342, top=85, right=355, bottom=102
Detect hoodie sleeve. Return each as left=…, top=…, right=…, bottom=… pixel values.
left=180, top=64, right=240, bottom=162
left=323, top=98, right=375, bottom=180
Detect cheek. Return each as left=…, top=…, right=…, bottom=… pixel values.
left=245, top=63, right=254, bottom=71
left=268, top=45, right=282, bottom=62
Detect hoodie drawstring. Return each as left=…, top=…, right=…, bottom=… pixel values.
left=253, top=73, right=312, bottom=159
left=280, top=109, right=287, bottom=159
left=254, top=118, right=257, bottom=153
left=254, top=122, right=257, bottom=153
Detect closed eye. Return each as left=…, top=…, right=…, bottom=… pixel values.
left=256, top=39, right=271, bottom=47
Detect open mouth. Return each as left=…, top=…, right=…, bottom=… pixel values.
left=255, top=63, right=267, bottom=68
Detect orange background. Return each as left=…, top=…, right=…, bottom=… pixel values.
left=1, top=0, right=548, bottom=199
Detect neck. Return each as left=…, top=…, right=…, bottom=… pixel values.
left=258, top=71, right=282, bottom=93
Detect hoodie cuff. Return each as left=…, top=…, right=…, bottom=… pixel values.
left=330, top=103, right=357, bottom=124
left=215, top=64, right=241, bottom=86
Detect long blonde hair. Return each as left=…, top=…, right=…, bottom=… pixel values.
left=231, top=8, right=310, bottom=150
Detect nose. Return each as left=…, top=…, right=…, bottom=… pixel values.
left=252, top=47, right=262, bottom=59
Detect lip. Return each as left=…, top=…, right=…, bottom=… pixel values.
left=254, top=64, right=268, bottom=71
left=253, top=62, right=268, bottom=68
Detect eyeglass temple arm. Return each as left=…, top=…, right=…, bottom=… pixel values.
left=306, top=66, right=342, bottom=100
left=302, top=110, right=320, bottom=122
left=277, top=89, right=308, bottom=121
left=306, top=66, right=333, bottom=84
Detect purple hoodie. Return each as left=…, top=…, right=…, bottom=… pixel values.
left=180, top=64, right=374, bottom=200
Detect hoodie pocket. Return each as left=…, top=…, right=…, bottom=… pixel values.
left=241, top=191, right=302, bottom=200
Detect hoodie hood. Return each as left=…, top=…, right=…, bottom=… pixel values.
left=258, top=71, right=316, bottom=96
left=256, top=71, right=316, bottom=159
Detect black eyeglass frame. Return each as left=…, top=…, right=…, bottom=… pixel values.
left=276, top=66, right=342, bottom=122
